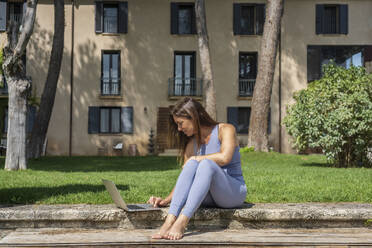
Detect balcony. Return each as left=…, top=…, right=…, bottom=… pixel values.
left=101, top=77, right=120, bottom=96
left=168, top=77, right=203, bottom=98
left=239, top=79, right=255, bottom=97
left=10, top=14, right=22, bottom=24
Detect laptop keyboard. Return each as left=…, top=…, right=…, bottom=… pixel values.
left=127, top=204, right=146, bottom=210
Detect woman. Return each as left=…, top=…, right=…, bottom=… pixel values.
left=147, top=97, right=247, bottom=240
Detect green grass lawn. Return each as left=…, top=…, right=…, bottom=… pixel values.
left=0, top=152, right=371, bottom=204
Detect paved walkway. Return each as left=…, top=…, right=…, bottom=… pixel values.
left=1, top=228, right=372, bottom=247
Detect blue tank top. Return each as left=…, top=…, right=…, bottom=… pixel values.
left=193, top=124, right=245, bottom=181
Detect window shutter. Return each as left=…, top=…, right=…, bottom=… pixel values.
left=88, top=107, right=100, bottom=134
left=121, top=106, right=133, bottom=134
left=227, top=107, right=239, bottom=130
left=118, top=2, right=128, bottom=34
left=339, top=4, right=348, bottom=34
left=316, top=4, right=324, bottom=34
left=95, top=2, right=103, bottom=33
left=27, top=106, right=37, bottom=133
left=233, top=4, right=241, bottom=35
left=0, top=0, right=7, bottom=32
left=191, top=3, right=196, bottom=34
left=256, top=4, right=265, bottom=35
left=171, top=3, right=178, bottom=34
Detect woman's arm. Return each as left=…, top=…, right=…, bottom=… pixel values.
left=187, top=124, right=238, bottom=167
left=148, top=139, right=195, bottom=207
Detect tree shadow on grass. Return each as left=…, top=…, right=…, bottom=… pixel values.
left=26, top=156, right=179, bottom=172
left=0, top=184, right=128, bottom=204
left=300, top=162, right=332, bottom=168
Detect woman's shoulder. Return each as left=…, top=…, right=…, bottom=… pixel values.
left=217, top=123, right=237, bottom=141
left=218, top=123, right=236, bottom=133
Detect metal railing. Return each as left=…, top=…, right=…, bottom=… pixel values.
left=168, top=77, right=203, bottom=97
left=239, top=79, right=255, bottom=97
left=10, top=14, right=22, bottom=24
left=101, top=77, right=120, bottom=96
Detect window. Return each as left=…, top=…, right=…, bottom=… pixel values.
left=171, top=3, right=196, bottom=35
left=0, top=1, right=26, bottom=32
left=170, top=52, right=198, bottom=96
left=101, top=51, right=120, bottom=96
left=316, top=4, right=348, bottom=35
left=233, top=4, right=265, bottom=35
left=95, top=2, right=128, bottom=34
left=227, top=107, right=271, bottom=134
left=239, top=52, right=257, bottom=97
left=8, top=2, right=23, bottom=24
left=88, top=106, right=133, bottom=134
left=307, top=46, right=372, bottom=82
left=100, top=107, right=121, bottom=133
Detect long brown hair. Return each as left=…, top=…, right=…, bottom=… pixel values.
left=168, top=97, right=218, bottom=165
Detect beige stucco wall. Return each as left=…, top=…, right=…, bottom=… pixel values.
left=1, top=0, right=371, bottom=156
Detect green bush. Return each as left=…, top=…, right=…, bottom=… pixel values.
left=240, top=146, right=255, bottom=153
left=283, top=63, right=372, bottom=168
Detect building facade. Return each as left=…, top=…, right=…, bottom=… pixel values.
left=0, top=0, right=371, bottom=156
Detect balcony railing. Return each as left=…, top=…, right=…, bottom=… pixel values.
left=168, top=77, right=203, bottom=97
left=101, top=77, right=120, bottom=96
left=239, top=79, right=255, bottom=97
left=10, top=14, right=22, bottom=24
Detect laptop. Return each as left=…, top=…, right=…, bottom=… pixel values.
left=102, top=179, right=161, bottom=212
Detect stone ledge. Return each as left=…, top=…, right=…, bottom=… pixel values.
left=0, top=203, right=371, bottom=230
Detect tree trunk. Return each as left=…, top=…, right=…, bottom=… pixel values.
left=195, top=0, right=216, bottom=120
left=5, top=78, right=30, bottom=170
left=28, top=0, right=64, bottom=159
left=247, top=0, right=284, bottom=151
left=3, top=0, right=38, bottom=170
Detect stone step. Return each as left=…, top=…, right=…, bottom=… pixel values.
left=0, top=203, right=371, bottom=230
left=1, top=228, right=372, bottom=247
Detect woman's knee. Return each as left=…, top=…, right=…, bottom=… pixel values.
left=182, top=159, right=199, bottom=172
left=196, top=159, right=218, bottom=174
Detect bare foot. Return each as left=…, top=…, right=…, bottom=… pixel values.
left=151, top=214, right=177, bottom=239
left=167, top=214, right=189, bottom=240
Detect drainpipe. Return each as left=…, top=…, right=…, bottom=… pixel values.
left=278, top=4, right=283, bottom=153
left=69, top=0, right=75, bottom=156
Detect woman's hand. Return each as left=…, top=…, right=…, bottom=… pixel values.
left=147, top=196, right=169, bottom=208
left=187, top=156, right=202, bottom=163
left=182, top=156, right=202, bottom=168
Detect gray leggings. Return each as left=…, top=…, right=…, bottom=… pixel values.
left=168, top=159, right=247, bottom=218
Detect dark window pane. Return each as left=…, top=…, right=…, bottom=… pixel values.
left=9, top=3, right=23, bottom=23
left=239, top=53, right=257, bottom=96
left=178, top=6, right=192, bottom=34
left=307, top=46, right=367, bottom=81
left=324, top=6, right=338, bottom=34
left=111, top=108, right=120, bottom=133
left=100, top=108, right=110, bottom=133
left=173, top=52, right=196, bottom=96
left=237, top=107, right=250, bottom=134
left=240, top=6, right=255, bottom=34
left=102, top=52, right=120, bottom=95
left=103, top=5, right=118, bottom=33
left=239, top=53, right=257, bottom=79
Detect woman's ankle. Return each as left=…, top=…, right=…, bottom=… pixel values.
left=165, top=214, right=177, bottom=223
